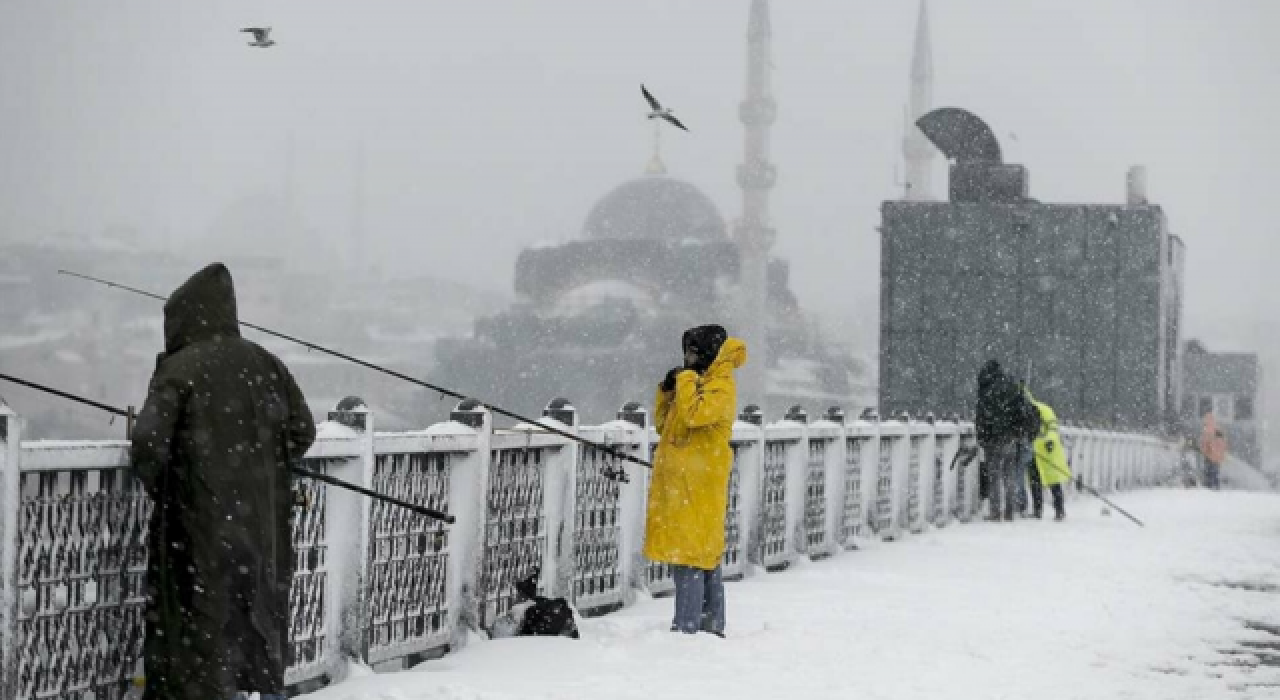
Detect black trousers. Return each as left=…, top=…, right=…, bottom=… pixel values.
left=1030, top=476, right=1065, bottom=516
left=1027, top=459, right=1042, bottom=513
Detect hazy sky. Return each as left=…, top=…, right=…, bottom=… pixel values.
left=2, top=0, right=1277, bottom=353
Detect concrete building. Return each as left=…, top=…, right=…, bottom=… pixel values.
left=879, top=108, right=1184, bottom=430
left=1183, top=340, right=1264, bottom=467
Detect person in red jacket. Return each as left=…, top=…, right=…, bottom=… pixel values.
left=1199, top=413, right=1227, bottom=490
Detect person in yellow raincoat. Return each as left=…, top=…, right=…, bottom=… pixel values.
left=644, top=324, right=746, bottom=636
left=1028, top=395, right=1071, bottom=521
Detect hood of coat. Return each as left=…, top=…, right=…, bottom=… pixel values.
left=977, top=360, right=1004, bottom=391
left=682, top=324, right=728, bottom=374
left=163, top=263, right=241, bottom=353
left=703, top=337, right=747, bottom=379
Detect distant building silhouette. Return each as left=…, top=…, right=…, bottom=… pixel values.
left=880, top=107, right=1184, bottom=431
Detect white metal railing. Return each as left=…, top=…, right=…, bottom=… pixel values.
left=0, top=400, right=1179, bottom=698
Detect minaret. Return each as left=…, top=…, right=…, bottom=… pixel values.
left=735, top=0, right=778, bottom=412
left=904, top=0, right=935, bottom=200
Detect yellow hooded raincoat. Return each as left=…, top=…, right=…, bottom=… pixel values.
left=643, top=337, right=747, bottom=570
left=1032, top=399, right=1072, bottom=486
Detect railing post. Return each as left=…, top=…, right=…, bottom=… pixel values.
left=321, top=397, right=376, bottom=670
left=818, top=407, right=846, bottom=559
left=932, top=418, right=959, bottom=528
left=908, top=416, right=935, bottom=534
left=781, top=406, right=810, bottom=564
left=444, top=399, right=491, bottom=647
left=614, top=402, right=650, bottom=604
left=955, top=422, right=980, bottom=523
left=540, top=398, right=579, bottom=600
left=737, top=405, right=767, bottom=570
left=0, top=403, right=20, bottom=699
left=877, top=414, right=909, bottom=539
left=730, top=418, right=764, bottom=579
left=840, top=410, right=879, bottom=546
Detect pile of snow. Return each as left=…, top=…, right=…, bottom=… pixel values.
left=307, top=490, right=1280, bottom=699
left=314, top=421, right=360, bottom=441
left=550, top=280, right=655, bottom=318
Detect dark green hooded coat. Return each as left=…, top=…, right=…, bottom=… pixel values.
left=131, top=263, right=315, bottom=699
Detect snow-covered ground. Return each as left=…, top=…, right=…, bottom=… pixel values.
left=310, top=490, right=1280, bottom=700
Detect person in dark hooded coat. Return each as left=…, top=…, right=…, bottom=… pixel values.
left=974, top=360, right=1034, bottom=521
left=131, top=263, right=315, bottom=700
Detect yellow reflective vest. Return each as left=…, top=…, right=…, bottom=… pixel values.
left=1032, top=399, right=1072, bottom=486
left=644, top=338, right=747, bottom=570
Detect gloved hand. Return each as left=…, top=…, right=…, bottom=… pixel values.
left=660, top=367, right=683, bottom=392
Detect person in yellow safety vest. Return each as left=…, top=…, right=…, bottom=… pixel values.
left=1028, top=394, right=1072, bottom=521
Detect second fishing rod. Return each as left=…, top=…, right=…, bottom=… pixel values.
left=0, top=371, right=455, bottom=523
left=59, top=269, right=653, bottom=478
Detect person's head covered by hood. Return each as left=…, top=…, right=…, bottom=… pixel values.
left=682, top=324, right=728, bottom=374
left=162, top=262, right=241, bottom=355
left=978, top=359, right=1005, bottom=392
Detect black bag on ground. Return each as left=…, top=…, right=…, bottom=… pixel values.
left=490, top=568, right=580, bottom=639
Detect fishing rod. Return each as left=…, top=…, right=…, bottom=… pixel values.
left=0, top=372, right=456, bottom=524
left=58, top=269, right=651, bottom=477
left=949, top=437, right=1143, bottom=527
left=1040, top=435, right=1145, bottom=528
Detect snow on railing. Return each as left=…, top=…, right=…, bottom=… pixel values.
left=0, top=399, right=1179, bottom=698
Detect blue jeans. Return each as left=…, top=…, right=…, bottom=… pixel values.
left=1016, top=440, right=1034, bottom=512
left=672, top=565, right=725, bottom=635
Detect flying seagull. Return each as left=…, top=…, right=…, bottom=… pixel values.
left=241, top=27, right=275, bottom=48
left=641, top=84, right=689, bottom=132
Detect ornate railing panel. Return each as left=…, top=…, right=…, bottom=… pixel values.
left=287, top=456, right=336, bottom=680
left=873, top=437, right=895, bottom=534
left=804, top=439, right=828, bottom=555
left=759, top=440, right=790, bottom=568
left=13, top=449, right=147, bottom=700
left=841, top=436, right=870, bottom=543
left=364, top=451, right=451, bottom=663
left=477, top=447, right=549, bottom=628
left=571, top=445, right=625, bottom=612
left=906, top=436, right=924, bottom=530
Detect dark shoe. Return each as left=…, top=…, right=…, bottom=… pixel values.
left=1003, top=511, right=1014, bottom=522
left=985, top=513, right=1003, bottom=522
left=1032, top=508, right=1043, bottom=519
left=1054, top=511, right=1066, bottom=522
left=703, top=630, right=726, bottom=639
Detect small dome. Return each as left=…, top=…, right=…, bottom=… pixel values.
left=583, top=176, right=727, bottom=241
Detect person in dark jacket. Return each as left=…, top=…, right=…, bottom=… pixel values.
left=974, top=361, right=1034, bottom=522
left=131, top=263, right=316, bottom=700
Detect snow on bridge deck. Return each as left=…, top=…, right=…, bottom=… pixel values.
left=309, top=490, right=1280, bottom=700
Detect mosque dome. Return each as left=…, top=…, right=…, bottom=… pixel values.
left=582, top=176, right=727, bottom=242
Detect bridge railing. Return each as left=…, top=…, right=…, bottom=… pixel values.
left=0, top=399, right=1179, bottom=698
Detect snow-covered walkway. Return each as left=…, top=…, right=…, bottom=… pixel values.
left=310, top=491, right=1280, bottom=700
